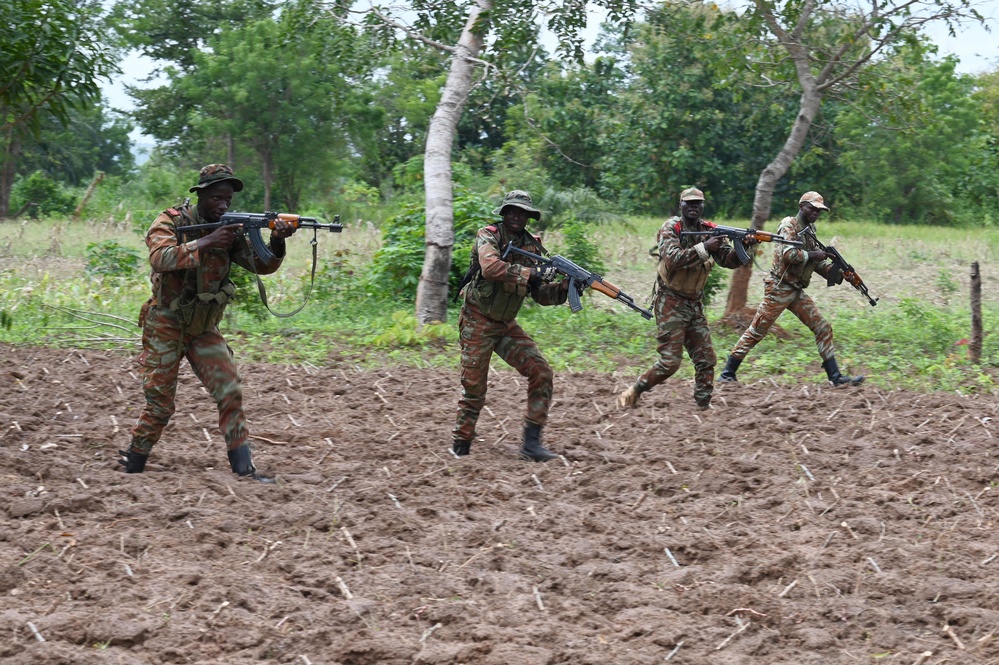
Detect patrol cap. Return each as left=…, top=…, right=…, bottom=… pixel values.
left=679, top=187, right=705, bottom=203
left=492, top=190, right=541, bottom=220
left=798, top=191, right=829, bottom=210
left=189, top=163, right=244, bottom=193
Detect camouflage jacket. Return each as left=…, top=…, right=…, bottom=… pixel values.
left=656, top=216, right=741, bottom=300
left=464, top=224, right=567, bottom=322
left=768, top=215, right=832, bottom=290
left=144, top=204, right=285, bottom=308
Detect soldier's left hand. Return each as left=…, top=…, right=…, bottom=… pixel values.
left=743, top=235, right=760, bottom=246
left=272, top=217, right=298, bottom=239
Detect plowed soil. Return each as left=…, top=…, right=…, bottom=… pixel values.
left=1, top=346, right=997, bottom=665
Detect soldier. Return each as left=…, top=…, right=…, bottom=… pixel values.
left=718, top=191, right=863, bottom=386
left=120, top=164, right=298, bottom=480
left=452, top=190, right=569, bottom=462
left=617, top=187, right=755, bottom=411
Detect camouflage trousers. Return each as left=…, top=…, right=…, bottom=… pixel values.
left=130, top=305, right=247, bottom=455
left=452, top=302, right=554, bottom=443
left=635, top=290, right=716, bottom=406
left=731, top=281, right=834, bottom=361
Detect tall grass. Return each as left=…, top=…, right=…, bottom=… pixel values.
left=1, top=216, right=996, bottom=394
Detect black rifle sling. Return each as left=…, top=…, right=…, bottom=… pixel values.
left=242, top=227, right=320, bottom=318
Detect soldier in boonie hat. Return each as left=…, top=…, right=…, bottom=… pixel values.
left=189, top=163, right=244, bottom=193
left=798, top=191, right=828, bottom=210
left=492, top=189, right=541, bottom=220
left=679, top=187, right=705, bottom=203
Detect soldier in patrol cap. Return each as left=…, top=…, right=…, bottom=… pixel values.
left=120, top=164, right=298, bottom=480
left=451, top=190, right=570, bottom=461
left=618, top=187, right=755, bottom=410
left=718, top=191, right=864, bottom=386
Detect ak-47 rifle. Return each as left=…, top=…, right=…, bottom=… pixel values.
left=501, top=242, right=653, bottom=319
left=176, top=211, right=344, bottom=318
left=679, top=224, right=804, bottom=265
left=176, top=211, right=343, bottom=263
left=801, top=224, right=878, bottom=307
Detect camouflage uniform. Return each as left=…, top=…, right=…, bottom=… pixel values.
left=729, top=214, right=835, bottom=361
left=624, top=206, right=742, bottom=408
left=129, top=166, right=285, bottom=463
left=452, top=222, right=568, bottom=446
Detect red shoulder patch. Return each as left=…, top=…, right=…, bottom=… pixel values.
left=485, top=225, right=498, bottom=232
left=165, top=208, right=180, bottom=216
left=672, top=221, right=682, bottom=234
left=702, top=220, right=717, bottom=228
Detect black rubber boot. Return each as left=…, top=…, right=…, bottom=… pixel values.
left=822, top=357, right=864, bottom=386
left=118, top=449, right=148, bottom=473
left=227, top=445, right=275, bottom=483
left=452, top=440, right=471, bottom=456
left=520, top=423, right=557, bottom=462
left=719, top=355, right=742, bottom=383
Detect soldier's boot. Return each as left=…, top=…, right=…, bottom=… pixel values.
left=695, top=396, right=711, bottom=411
left=617, top=385, right=643, bottom=409
left=452, top=439, right=472, bottom=456
left=822, top=357, right=864, bottom=386
left=118, top=449, right=148, bottom=473
left=228, top=444, right=275, bottom=483
left=520, top=423, right=558, bottom=462
left=719, top=355, right=742, bottom=383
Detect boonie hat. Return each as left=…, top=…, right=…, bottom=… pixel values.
left=492, top=190, right=541, bottom=220
left=189, top=163, right=245, bottom=193
left=799, top=191, right=828, bottom=210
left=679, top=187, right=705, bottom=202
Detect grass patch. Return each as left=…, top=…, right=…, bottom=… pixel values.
left=1, top=216, right=996, bottom=395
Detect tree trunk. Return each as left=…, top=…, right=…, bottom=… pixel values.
left=0, top=130, right=21, bottom=220
left=969, top=261, right=982, bottom=364
left=415, top=0, right=490, bottom=325
left=722, top=88, right=823, bottom=325
left=72, top=171, right=105, bottom=220
left=261, top=153, right=272, bottom=211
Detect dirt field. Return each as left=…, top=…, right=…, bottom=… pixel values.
left=1, top=346, right=997, bottom=665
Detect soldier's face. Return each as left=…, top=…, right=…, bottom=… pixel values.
left=800, top=202, right=822, bottom=224
left=502, top=207, right=530, bottom=233
left=197, top=182, right=235, bottom=222
left=680, top=200, right=703, bottom=223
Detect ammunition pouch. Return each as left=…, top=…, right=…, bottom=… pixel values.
left=169, top=280, right=236, bottom=336
left=470, top=278, right=527, bottom=322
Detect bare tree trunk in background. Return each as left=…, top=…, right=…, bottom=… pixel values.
left=415, top=0, right=490, bottom=325
left=969, top=261, right=982, bottom=364
left=72, top=171, right=104, bottom=220
left=722, top=88, right=823, bottom=327
left=0, top=131, right=21, bottom=219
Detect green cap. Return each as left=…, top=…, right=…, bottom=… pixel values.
left=189, top=163, right=244, bottom=193
left=679, top=187, right=705, bottom=202
left=799, top=191, right=828, bottom=210
left=492, top=190, right=541, bottom=220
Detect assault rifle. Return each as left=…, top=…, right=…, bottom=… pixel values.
left=679, top=225, right=804, bottom=265
left=801, top=225, right=878, bottom=307
left=175, top=211, right=344, bottom=318
left=176, top=211, right=343, bottom=264
left=501, top=242, right=653, bottom=319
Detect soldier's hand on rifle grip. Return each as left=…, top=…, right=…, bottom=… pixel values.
left=703, top=235, right=725, bottom=252
left=743, top=234, right=760, bottom=246
left=843, top=271, right=861, bottom=288
left=529, top=265, right=557, bottom=286
left=807, top=249, right=829, bottom=262
left=197, top=224, right=242, bottom=251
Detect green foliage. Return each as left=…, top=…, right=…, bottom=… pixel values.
left=10, top=171, right=77, bottom=218
left=535, top=187, right=621, bottom=232
left=84, top=240, right=141, bottom=279
left=366, top=311, right=454, bottom=347
left=556, top=217, right=605, bottom=276
left=227, top=268, right=270, bottom=323
left=702, top=265, right=726, bottom=306
left=367, top=188, right=493, bottom=300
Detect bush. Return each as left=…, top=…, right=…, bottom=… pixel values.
left=11, top=171, right=76, bottom=218
left=84, top=240, right=141, bottom=279
left=367, top=187, right=493, bottom=300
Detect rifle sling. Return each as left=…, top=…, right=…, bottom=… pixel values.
left=243, top=229, right=319, bottom=318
